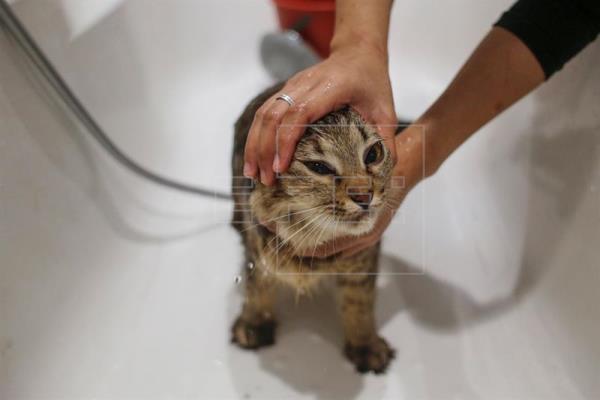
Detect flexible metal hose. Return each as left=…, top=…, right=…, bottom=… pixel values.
left=0, top=0, right=232, bottom=200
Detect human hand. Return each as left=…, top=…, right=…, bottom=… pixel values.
left=243, top=43, right=397, bottom=185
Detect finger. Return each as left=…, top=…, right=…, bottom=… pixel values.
left=256, top=98, right=294, bottom=185
left=243, top=109, right=264, bottom=179
left=274, top=88, right=345, bottom=173
left=355, top=105, right=398, bottom=164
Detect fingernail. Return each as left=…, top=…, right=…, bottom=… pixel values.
left=260, top=170, right=267, bottom=185
left=243, top=162, right=253, bottom=178
left=272, top=155, right=281, bottom=172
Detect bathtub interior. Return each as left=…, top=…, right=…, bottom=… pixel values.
left=0, top=0, right=599, bottom=399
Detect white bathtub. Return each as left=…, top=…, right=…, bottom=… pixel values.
left=1, top=0, right=599, bottom=399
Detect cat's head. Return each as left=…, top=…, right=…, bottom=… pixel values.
left=251, top=108, right=394, bottom=252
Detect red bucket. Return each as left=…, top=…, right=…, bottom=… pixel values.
left=272, top=0, right=335, bottom=58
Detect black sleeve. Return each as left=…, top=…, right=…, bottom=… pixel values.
left=494, top=0, right=600, bottom=79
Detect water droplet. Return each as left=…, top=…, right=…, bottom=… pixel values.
left=247, top=261, right=255, bottom=270
left=234, top=275, right=242, bottom=284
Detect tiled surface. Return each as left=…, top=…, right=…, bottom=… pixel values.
left=1, top=1, right=599, bottom=399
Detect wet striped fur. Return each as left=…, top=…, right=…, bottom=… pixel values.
left=230, top=83, right=395, bottom=374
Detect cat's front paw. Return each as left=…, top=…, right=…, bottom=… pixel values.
left=231, top=316, right=277, bottom=350
left=344, top=336, right=395, bottom=374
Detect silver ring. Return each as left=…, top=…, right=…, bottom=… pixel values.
left=275, top=93, right=295, bottom=107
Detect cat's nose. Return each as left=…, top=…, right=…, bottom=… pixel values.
left=349, top=193, right=372, bottom=210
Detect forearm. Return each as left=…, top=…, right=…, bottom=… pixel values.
left=330, top=0, right=393, bottom=57
left=402, top=0, right=600, bottom=180
left=397, top=27, right=545, bottom=183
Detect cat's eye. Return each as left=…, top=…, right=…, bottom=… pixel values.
left=364, top=142, right=383, bottom=165
left=303, top=161, right=336, bottom=175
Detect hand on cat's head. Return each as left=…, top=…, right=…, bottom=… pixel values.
left=243, top=45, right=397, bottom=186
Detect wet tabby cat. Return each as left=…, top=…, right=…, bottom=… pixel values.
left=231, top=84, right=395, bottom=374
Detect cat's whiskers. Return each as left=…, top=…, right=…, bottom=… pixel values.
left=278, top=216, right=323, bottom=270
left=309, top=214, right=333, bottom=270
left=240, top=204, right=328, bottom=233
left=290, top=214, right=331, bottom=271
left=266, top=210, right=331, bottom=266
left=274, top=213, right=323, bottom=253
left=265, top=205, right=328, bottom=243
left=276, top=219, right=318, bottom=265
left=275, top=212, right=331, bottom=269
left=330, top=214, right=341, bottom=260
left=265, top=212, right=317, bottom=250
left=292, top=213, right=328, bottom=255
